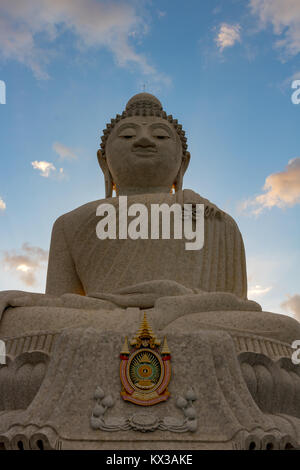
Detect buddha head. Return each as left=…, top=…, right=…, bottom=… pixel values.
left=97, top=93, right=190, bottom=197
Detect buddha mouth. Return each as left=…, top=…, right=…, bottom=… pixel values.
left=132, top=147, right=158, bottom=156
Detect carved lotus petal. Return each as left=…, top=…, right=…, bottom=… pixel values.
left=102, top=395, right=114, bottom=408
left=90, top=416, right=101, bottom=430
left=176, top=397, right=187, bottom=409
left=186, top=419, right=198, bottom=432
left=129, top=413, right=159, bottom=432
left=94, top=386, right=105, bottom=400
left=184, top=406, right=196, bottom=419
left=93, top=403, right=106, bottom=417
left=185, top=388, right=197, bottom=401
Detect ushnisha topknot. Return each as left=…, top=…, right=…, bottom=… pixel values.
left=99, top=92, right=188, bottom=158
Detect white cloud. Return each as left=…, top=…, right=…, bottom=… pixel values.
left=31, top=160, right=56, bottom=178
left=2, top=243, right=48, bottom=286
left=248, top=284, right=272, bottom=297
left=240, top=157, right=300, bottom=215
left=0, top=14, right=49, bottom=79
left=53, top=142, right=77, bottom=160
left=0, top=197, right=6, bottom=211
left=0, top=0, right=169, bottom=84
left=215, top=23, right=241, bottom=51
left=281, top=294, right=300, bottom=321
left=250, top=0, right=300, bottom=58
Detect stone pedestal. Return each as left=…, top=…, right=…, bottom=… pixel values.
left=1, top=310, right=299, bottom=450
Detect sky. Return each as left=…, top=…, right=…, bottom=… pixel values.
left=0, top=0, right=299, bottom=321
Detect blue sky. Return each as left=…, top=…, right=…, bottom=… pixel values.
left=0, top=0, right=299, bottom=319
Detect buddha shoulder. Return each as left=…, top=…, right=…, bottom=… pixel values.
left=50, top=198, right=113, bottom=238
left=183, top=189, right=240, bottom=230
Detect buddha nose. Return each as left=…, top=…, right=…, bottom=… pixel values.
left=133, top=135, right=156, bottom=149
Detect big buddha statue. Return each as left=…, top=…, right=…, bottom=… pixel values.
left=0, top=93, right=300, bottom=450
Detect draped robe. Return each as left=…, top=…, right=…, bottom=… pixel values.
left=46, top=189, right=247, bottom=300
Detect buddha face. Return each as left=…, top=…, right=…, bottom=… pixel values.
left=105, top=116, right=183, bottom=193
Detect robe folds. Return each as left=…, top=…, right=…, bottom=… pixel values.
left=46, top=190, right=247, bottom=300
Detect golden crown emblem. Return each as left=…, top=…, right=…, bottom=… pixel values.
left=120, top=313, right=171, bottom=406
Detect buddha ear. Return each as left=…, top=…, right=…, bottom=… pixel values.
left=174, top=152, right=190, bottom=192
left=182, top=151, right=190, bottom=175
left=97, top=149, right=113, bottom=198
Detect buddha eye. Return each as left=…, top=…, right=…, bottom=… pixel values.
left=152, top=128, right=170, bottom=140
left=118, top=128, right=137, bottom=139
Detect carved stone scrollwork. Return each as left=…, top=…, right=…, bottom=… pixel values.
left=90, top=386, right=198, bottom=433
left=239, top=352, right=300, bottom=417
left=0, top=425, right=59, bottom=450
left=233, top=429, right=298, bottom=450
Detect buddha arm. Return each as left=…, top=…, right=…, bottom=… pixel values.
left=46, top=215, right=85, bottom=296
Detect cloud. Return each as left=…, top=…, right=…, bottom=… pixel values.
left=53, top=142, right=78, bottom=160
left=0, top=197, right=6, bottom=211
left=31, top=160, right=56, bottom=178
left=240, top=157, right=300, bottom=215
left=31, top=160, right=66, bottom=179
left=250, top=0, right=300, bottom=58
left=248, top=284, right=272, bottom=297
left=215, top=23, right=241, bottom=51
left=22, top=243, right=49, bottom=262
left=2, top=243, right=48, bottom=286
left=0, top=13, right=50, bottom=79
left=280, top=70, right=300, bottom=93
left=0, top=0, right=169, bottom=84
left=281, top=294, right=300, bottom=321
left=290, top=71, right=300, bottom=81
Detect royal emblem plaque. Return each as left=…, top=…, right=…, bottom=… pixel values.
left=120, top=313, right=171, bottom=406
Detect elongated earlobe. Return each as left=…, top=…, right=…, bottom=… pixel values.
left=97, top=150, right=114, bottom=198
left=174, top=152, right=190, bottom=192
